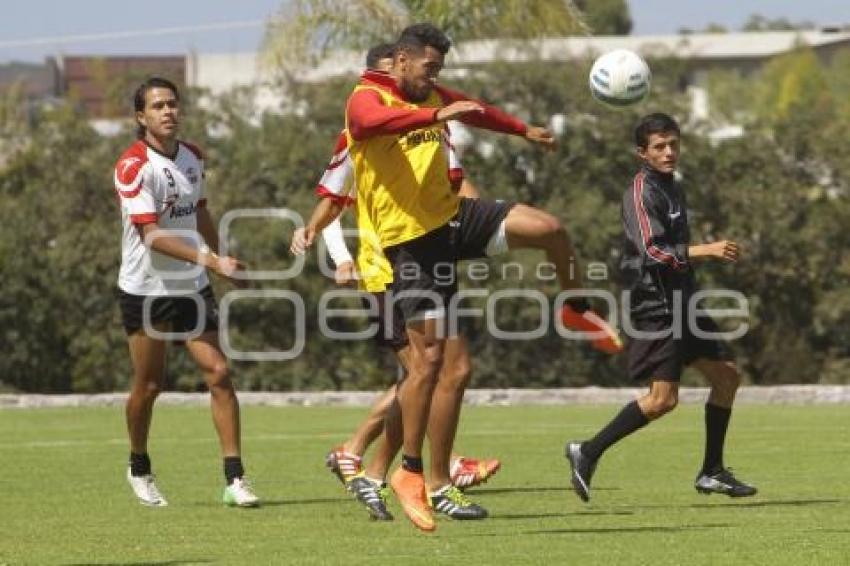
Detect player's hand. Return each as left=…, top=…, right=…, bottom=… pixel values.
left=705, top=240, right=740, bottom=263
left=290, top=227, right=316, bottom=255
left=334, top=261, right=358, bottom=286
left=213, top=255, right=248, bottom=287
left=436, top=101, right=485, bottom=122
left=525, top=126, right=556, bottom=150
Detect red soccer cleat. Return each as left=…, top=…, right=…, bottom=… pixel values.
left=450, top=457, right=502, bottom=489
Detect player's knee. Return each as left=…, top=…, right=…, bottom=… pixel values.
left=141, top=380, right=162, bottom=402
left=409, top=350, right=443, bottom=381
left=719, top=363, right=741, bottom=393
left=206, top=362, right=233, bottom=391
left=644, top=392, right=678, bottom=418
left=726, top=363, right=741, bottom=388
left=442, top=360, right=472, bottom=390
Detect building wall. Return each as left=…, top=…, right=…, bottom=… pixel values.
left=59, top=56, right=185, bottom=118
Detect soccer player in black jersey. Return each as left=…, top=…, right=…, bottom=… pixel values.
left=565, top=113, right=757, bottom=501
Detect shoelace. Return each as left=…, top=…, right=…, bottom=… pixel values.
left=443, top=486, right=472, bottom=507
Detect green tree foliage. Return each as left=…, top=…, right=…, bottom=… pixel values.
left=1, top=42, right=849, bottom=391
left=573, top=0, right=632, bottom=35
left=742, top=14, right=815, bottom=32
left=261, top=0, right=589, bottom=72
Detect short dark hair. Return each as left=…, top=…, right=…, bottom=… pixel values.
left=634, top=113, right=680, bottom=149
left=133, top=77, right=180, bottom=139
left=396, top=23, right=451, bottom=55
left=365, top=43, right=396, bottom=69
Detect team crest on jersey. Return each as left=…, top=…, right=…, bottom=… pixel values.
left=120, top=157, right=142, bottom=177
left=186, top=167, right=199, bottom=184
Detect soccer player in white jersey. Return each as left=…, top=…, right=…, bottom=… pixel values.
left=114, top=77, right=258, bottom=507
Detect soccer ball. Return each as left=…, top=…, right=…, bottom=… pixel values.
left=588, top=49, right=651, bottom=106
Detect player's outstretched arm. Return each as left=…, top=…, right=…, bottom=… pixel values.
left=524, top=126, right=556, bottom=150
left=434, top=85, right=529, bottom=138
left=689, top=241, right=740, bottom=263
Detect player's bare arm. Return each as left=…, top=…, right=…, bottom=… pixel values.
left=525, top=126, right=556, bottom=150
left=291, top=197, right=345, bottom=255
left=689, top=240, right=740, bottom=263
left=137, top=223, right=244, bottom=283
left=195, top=206, right=220, bottom=255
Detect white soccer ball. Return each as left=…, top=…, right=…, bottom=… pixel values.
left=588, top=49, right=651, bottom=107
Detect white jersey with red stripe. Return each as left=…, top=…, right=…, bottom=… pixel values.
left=114, top=139, right=209, bottom=296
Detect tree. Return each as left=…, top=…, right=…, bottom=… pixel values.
left=261, top=0, right=590, bottom=73
left=573, top=0, right=632, bottom=35
left=742, top=14, right=814, bottom=32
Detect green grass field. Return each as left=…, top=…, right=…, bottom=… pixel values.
left=1, top=404, right=849, bottom=565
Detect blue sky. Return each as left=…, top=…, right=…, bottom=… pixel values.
left=1, top=0, right=848, bottom=63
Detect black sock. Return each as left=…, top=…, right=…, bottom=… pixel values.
left=581, top=401, right=650, bottom=461
left=224, top=456, right=245, bottom=485
left=701, top=403, right=732, bottom=475
left=129, top=452, right=151, bottom=477
left=401, top=454, right=423, bottom=473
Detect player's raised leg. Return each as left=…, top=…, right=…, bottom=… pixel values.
left=505, top=205, right=622, bottom=353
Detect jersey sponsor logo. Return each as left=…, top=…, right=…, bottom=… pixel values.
left=403, top=129, right=441, bottom=148
left=169, top=201, right=198, bottom=219
left=158, top=193, right=180, bottom=217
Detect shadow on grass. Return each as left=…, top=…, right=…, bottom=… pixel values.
left=255, top=496, right=348, bottom=507
left=473, top=486, right=620, bottom=496
left=490, top=509, right=635, bottom=521
left=686, top=498, right=842, bottom=510
left=523, top=523, right=734, bottom=536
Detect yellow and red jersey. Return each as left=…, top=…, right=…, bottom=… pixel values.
left=344, top=70, right=527, bottom=249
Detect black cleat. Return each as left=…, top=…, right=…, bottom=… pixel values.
left=347, top=475, right=394, bottom=520
left=565, top=442, right=597, bottom=503
left=430, top=485, right=488, bottom=520
left=695, top=468, right=757, bottom=498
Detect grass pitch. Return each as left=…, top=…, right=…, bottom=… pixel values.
left=1, top=403, right=849, bottom=565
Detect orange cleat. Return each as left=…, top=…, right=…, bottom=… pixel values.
left=560, top=305, right=624, bottom=355
left=390, top=467, right=436, bottom=532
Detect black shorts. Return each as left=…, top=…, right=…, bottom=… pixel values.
left=383, top=198, right=514, bottom=321
left=365, top=291, right=408, bottom=351
left=626, top=315, right=733, bottom=382
left=117, top=286, right=219, bottom=338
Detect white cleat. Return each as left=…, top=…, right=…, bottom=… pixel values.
left=126, top=468, right=168, bottom=507
left=223, top=477, right=260, bottom=507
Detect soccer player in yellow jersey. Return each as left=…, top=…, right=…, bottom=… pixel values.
left=309, top=44, right=501, bottom=522
left=296, top=23, right=618, bottom=531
